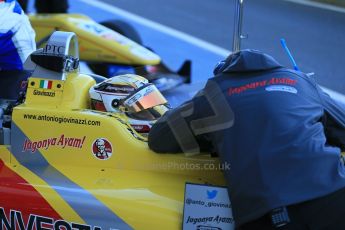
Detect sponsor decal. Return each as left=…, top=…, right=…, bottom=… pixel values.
left=103, top=84, right=135, bottom=94
left=131, top=124, right=150, bottom=133
left=196, top=225, right=221, bottom=230
left=78, top=21, right=107, bottom=35
left=0, top=207, right=102, bottom=230
left=77, top=21, right=157, bottom=60
left=78, top=21, right=131, bottom=45
left=126, top=93, right=142, bottom=106
left=101, top=33, right=120, bottom=41
left=23, top=114, right=101, bottom=126
left=228, top=77, right=297, bottom=95
left=92, top=138, right=113, bottom=160
left=125, top=84, right=155, bottom=106
left=267, top=77, right=297, bottom=85
left=43, top=44, right=65, bottom=55
left=183, top=184, right=234, bottom=230
left=186, top=215, right=234, bottom=225
left=33, top=89, right=56, bottom=97
left=22, top=134, right=86, bottom=153
left=40, top=80, right=53, bottom=89
left=207, top=190, right=218, bottom=199
left=185, top=198, right=232, bottom=209
left=78, top=21, right=129, bottom=46
left=265, top=85, right=297, bottom=94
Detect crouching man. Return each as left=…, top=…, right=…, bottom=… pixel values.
left=148, top=49, right=345, bottom=230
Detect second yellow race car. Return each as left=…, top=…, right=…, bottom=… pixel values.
left=29, top=13, right=191, bottom=92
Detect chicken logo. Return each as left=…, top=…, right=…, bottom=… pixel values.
left=92, top=138, right=113, bottom=160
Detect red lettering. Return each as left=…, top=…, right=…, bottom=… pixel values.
left=228, top=79, right=268, bottom=95
left=260, top=80, right=267, bottom=86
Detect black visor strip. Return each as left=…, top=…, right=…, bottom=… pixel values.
left=30, top=52, right=79, bottom=73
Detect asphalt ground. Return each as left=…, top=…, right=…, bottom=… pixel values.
left=90, top=0, right=345, bottom=95
left=26, top=0, right=345, bottom=106
left=314, top=0, right=345, bottom=7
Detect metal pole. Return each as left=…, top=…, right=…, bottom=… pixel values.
left=232, top=0, right=244, bottom=52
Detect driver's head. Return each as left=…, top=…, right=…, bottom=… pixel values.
left=89, top=74, right=169, bottom=133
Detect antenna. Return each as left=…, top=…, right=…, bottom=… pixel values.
left=280, top=38, right=300, bottom=71
left=232, top=0, right=245, bottom=52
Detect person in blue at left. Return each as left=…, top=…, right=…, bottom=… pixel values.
left=17, top=0, right=69, bottom=13
left=0, top=0, right=36, bottom=100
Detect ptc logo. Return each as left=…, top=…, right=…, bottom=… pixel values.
left=207, top=190, right=218, bottom=199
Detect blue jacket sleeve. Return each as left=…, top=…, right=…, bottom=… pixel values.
left=316, top=86, right=345, bottom=151
left=148, top=89, right=214, bottom=154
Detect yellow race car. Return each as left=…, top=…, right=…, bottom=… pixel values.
left=0, top=31, right=225, bottom=230
left=29, top=13, right=191, bottom=92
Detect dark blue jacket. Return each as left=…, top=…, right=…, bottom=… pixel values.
left=148, top=49, right=345, bottom=227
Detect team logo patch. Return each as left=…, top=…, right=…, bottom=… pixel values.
left=92, top=138, right=113, bottom=160
left=265, top=85, right=297, bottom=94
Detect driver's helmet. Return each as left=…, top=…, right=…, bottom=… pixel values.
left=89, top=74, right=169, bottom=134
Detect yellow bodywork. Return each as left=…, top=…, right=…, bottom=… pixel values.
left=29, top=14, right=161, bottom=65
left=2, top=72, right=226, bottom=229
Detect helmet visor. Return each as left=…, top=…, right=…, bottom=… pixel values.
left=126, top=105, right=169, bottom=121
left=123, top=84, right=167, bottom=113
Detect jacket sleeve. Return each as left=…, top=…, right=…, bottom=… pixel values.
left=148, top=89, right=214, bottom=154
left=317, top=87, right=345, bottom=151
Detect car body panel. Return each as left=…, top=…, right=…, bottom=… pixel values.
left=0, top=70, right=225, bottom=229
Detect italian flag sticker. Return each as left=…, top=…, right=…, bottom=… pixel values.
left=39, top=80, right=53, bottom=89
